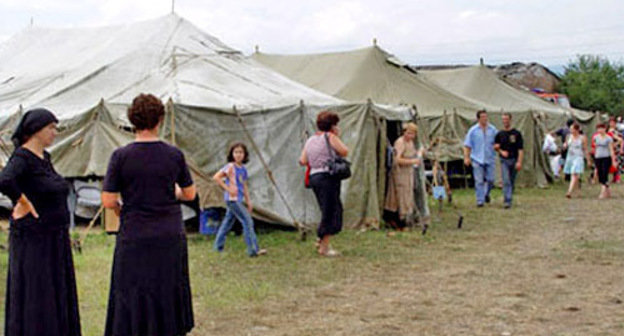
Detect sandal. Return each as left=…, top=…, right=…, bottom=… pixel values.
left=319, top=248, right=340, bottom=257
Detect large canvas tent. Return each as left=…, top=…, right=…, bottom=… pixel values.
left=419, top=65, right=599, bottom=185
left=252, top=46, right=489, bottom=166
left=254, top=45, right=441, bottom=218
left=253, top=45, right=487, bottom=114
left=419, top=65, right=597, bottom=131
left=0, top=14, right=413, bottom=230
left=253, top=46, right=599, bottom=186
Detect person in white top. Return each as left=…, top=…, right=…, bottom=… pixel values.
left=542, top=131, right=561, bottom=179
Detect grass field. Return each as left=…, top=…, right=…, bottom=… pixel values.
left=1, top=182, right=623, bottom=335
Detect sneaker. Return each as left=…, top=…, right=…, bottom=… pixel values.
left=477, top=203, right=484, bottom=208
left=485, top=195, right=491, bottom=203
left=503, top=203, right=511, bottom=209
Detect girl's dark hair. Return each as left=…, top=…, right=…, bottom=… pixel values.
left=571, top=123, right=581, bottom=131
left=316, top=111, right=340, bottom=132
left=128, top=93, right=165, bottom=130
left=596, top=122, right=607, bottom=129
left=227, top=142, right=249, bottom=164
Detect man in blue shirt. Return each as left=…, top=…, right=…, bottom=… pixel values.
left=464, top=109, right=498, bottom=207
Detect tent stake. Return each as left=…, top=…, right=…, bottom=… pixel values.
left=73, top=205, right=104, bottom=254
left=167, top=98, right=176, bottom=145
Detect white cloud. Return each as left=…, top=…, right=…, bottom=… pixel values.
left=0, top=0, right=623, bottom=67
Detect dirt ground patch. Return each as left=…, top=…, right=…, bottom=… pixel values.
left=194, top=184, right=624, bottom=336
left=0, top=184, right=622, bottom=336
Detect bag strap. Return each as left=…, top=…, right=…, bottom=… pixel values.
left=324, top=133, right=337, bottom=159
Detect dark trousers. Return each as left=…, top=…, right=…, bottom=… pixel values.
left=309, top=173, right=343, bottom=238
left=595, top=157, right=612, bottom=186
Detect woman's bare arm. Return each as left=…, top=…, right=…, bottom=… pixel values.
left=101, top=192, right=121, bottom=216
left=328, top=133, right=349, bottom=157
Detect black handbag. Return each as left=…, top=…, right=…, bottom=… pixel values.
left=324, top=133, right=351, bottom=180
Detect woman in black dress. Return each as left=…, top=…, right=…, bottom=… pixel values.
left=102, top=94, right=196, bottom=336
left=0, top=108, right=81, bottom=336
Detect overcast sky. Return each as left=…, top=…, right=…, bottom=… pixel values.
left=1, top=0, right=623, bottom=71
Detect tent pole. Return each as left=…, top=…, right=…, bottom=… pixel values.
left=299, top=100, right=309, bottom=239
left=167, top=98, right=176, bottom=145
left=368, top=98, right=386, bottom=228
left=233, top=105, right=304, bottom=235
left=463, top=158, right=468, bottom=188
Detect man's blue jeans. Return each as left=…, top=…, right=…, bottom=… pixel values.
left=213, top=201, right=259, bottom=256
left=472, top=162, right=494, bottom=205
left=500, top=158, right=518, bottom=205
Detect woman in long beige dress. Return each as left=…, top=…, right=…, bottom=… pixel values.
left=384, top=123, right=424, bottom=231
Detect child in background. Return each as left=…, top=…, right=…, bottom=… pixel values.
left=213, top=142, right=267, bottom=257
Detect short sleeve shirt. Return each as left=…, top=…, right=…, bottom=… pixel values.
left=494, top=129, right=524, bottom=159
left=464, top=123, right=498, bottom=165
left=102, top=141, right=193, bottom=238
left=594, top=135, right=613, bottom=159
left=220, top=163, right=248, bottom=202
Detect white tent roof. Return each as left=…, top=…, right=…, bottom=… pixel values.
left=0, top=14, right=341, bottom=119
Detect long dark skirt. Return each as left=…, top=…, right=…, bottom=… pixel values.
left=309, top=173, right=343, bottom=238
left=5, top=215, right=81, bottom=336
left=104, top=234, right=194, bottom=336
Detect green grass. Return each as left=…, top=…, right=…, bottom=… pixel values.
left=0, top=184, right=622, bottom=335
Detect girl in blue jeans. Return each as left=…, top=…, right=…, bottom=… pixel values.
left=213, top=143, right=267, bottom=257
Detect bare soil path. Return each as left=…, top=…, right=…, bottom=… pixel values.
left=195, top=185, right=624, bottom=336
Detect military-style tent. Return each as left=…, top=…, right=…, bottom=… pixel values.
left=253, top=45, right=443, bottom=218
left=0, top=15, right=413, bottom=230
left=253, top=45, right=487, bottom=114
left=418, top=65, right=599, bottom=185
left=419, top=65, right=597, bottom=130
left=253, top=46, right=599, bottom=186
left=252, top=46, right=487, bottom=168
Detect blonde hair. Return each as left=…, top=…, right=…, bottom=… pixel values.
left=403, top=122, right=418, bottom=134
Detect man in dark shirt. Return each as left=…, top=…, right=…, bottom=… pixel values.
left=494, top=113, right=524, bottom=208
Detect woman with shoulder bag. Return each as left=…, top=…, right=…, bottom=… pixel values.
left=299, top=111, right=349, bottom=257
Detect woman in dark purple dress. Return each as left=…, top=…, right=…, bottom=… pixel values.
left=0, top=108, right=81, bottom=336
left=102, top=94, right=197, bottom=336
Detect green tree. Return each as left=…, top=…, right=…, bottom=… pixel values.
left=560, top=55, right=624, bottom=115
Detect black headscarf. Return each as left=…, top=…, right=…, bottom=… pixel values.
left=11, top=108, right=58, bottom=148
